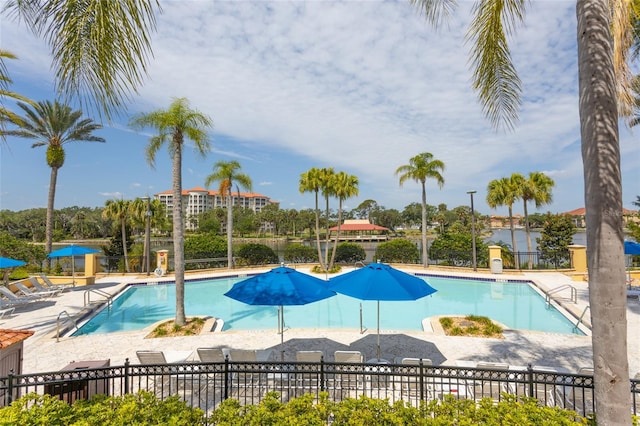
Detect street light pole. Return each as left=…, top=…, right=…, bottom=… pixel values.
left=467, top=190, right=477, bottom=271
left=142, top=196, right=151, bottom=276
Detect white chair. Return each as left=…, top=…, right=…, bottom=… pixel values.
left=14, top=281, right=60, bottom=299
left=197, top=347, right=227, bottom=363
left=333, top=351, right=364, bottom=391
left=39, top=273, right=73, bottom=290
left=395, top=358, right=434, bottom=402
left=295, top=351, right=324, bottom=395
left=228, top=349, right=264, bottom=401
left=0, top=286, right=39, bottom=306
left=29, top=276, right=67, bottom=293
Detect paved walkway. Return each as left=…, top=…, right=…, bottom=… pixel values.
left=1, top=267, right=637, bottom=376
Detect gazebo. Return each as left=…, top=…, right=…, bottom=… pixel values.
left=328, top=220, right=390, bottom=242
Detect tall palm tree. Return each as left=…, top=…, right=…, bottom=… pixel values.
left=102, top=199, right=132, bottom=273
left=5, top=100, right=104, bottom=260
left=395, top=152, right=445, bottom=268
left=486, top=175, right=522, bottom=269
left=318, top=168, right=336, bottom=268
left=204, top=161, right=252, bottom=269
left=328, top=171, right=359, bottom=269
left=412, top=0, right=633, bottom=419
left=299, top=168, right=325, bottom=269
left=4, top=0, right=160, bottom=119
left=521, top=172, right=555, bottom=256
left=129, top=97, right=212, bottom=326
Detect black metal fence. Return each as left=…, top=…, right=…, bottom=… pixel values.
left=2, top=359, right=637, bottom=418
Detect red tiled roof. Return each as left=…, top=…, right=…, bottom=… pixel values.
left=328, top=223, right=390, bottom=232
left=564, top=207, right=638, bottom=216
left=0, top=329, right=34, bottom=349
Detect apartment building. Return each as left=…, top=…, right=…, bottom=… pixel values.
left=155, top=186, right=276, bottom=230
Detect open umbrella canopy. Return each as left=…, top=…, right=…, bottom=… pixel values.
left=224, top=265, right=334, bottom=306
left=0, top=257, right=26, bottom=269
left=224, top=265, right=335, bottom=360
left=625, top=241, right=640, bottom=255
left=328, top=262, right=437, bottom=301
left=47, top=245, right=100, bottom=258
left=329, top=262, right=437, bottom=360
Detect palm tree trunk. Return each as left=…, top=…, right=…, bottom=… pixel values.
left=324, top=194, right=330, bottom=268
left=46, top=167, right=58, bottom=268
left=329, top=200, right=343, bottom=268
left=226, top=189, right=233, bottom=269
left=173, top=143, right=186, bottom=326
left=577, top=0, right=630, bottom=421
left=508, top=206, right=519, bottom=269
left=120, top=218, right=130, bottom=273
left=523, top=201, right=533, bottom=267
left=420, top=182, right=428, bottom=268
left=314, top=191, right=323, bottom=269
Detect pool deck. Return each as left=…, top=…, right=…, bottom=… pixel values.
left=3, top=266, right=639, bottom=375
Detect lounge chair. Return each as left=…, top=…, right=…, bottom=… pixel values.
left=333, top=351, right=364, bottom=392
left=38, top=274, right=73, bottom=290
left=197, top=348, right=226, bottom=363
left=294, top=351, right=325, bottom=396
left=0, top=306, right=15, bottom=319
left=228, top=350, right=264, bottom=402
left=296, top=350, right=324, bottom=362
left=14, top=281, right=60, bottom=299
left=30, top=276, right=68, bottom=293
left=627, top=285, right=640, bottom=299
left=395, top=358, right=434, bottom=402
left=0, top=286, right=39, bottom=306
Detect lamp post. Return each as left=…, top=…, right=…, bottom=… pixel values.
left=467, top=190, right=477, bottom=271
left=142, top=196, right=151, bottom=276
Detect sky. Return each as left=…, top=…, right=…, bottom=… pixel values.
left=0, top=1, right=638, bottom=218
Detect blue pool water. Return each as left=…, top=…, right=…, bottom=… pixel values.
left=73, top=275, right=583, bottom=336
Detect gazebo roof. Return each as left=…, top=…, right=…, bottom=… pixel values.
left=329, top=220, right=389, bottom=232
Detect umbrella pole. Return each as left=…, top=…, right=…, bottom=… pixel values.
left=71, top=256, right=76, bottom=287
left=377, top=300, right=381, bottom=360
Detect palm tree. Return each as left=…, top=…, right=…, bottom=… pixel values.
left=129, top=97, right=212, bottom=326
left=328, top=171, right=359, bottom=269
left=204, top=161, right=252, bottom=269
left=412, top=0, right=633, bottom=420
left=486, top=175, right=522, bottom=269
left=395, top=152, right=445, bottom=268
left=0, top=50, right=34, bottom=139
left=521, top=172, right=555, bottom=258
left=4, top=100, right=104, bottom=260
left=102, top=199, right=132, bottom=273
left=4, top=1, right=160, bottom=119
left=299, top=168, right=325, bottom=269
left=318, top=168, right=336, bottom=268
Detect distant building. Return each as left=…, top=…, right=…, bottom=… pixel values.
left=155, top=186, right=277, bottom=230
left=328, top=219, right=390, bottom=242
left=563, top=207, right=639, bottom=228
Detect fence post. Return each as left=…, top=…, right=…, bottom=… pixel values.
left=124, top=358, right=130, bottom=395
left=419, top=359, right=425, bottom=401
left=527, top=364, right=534, bottom=399
left=320, top=356, right=325, bottom=392
left=224, top=355, right=230, bottom=400
left=6, top=371, right=14, bottom=405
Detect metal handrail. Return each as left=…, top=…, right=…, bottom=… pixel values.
left=84, top=289, right=112, bottom=308
left=545, top=284, right=577, bottom=305
left=56, top=311, right=77, bottom=342
left=575, top=305, right=591, bottom=332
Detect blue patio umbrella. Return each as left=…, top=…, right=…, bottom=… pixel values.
left=48, top=245, right=100, bottom=285
left=0, top=257, right=26, bottom=269
left=329, top=262, right=437, bottom=360
left=224, top=265, right=335, bottom=359
left=624, top=241, right=640, bottom=255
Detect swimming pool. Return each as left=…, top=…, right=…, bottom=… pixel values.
left=72, top=274, right=584, bottom=336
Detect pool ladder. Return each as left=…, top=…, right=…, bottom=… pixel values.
left=574, top=305, right=590, bottom=332
left=84, top=289, right=113, bottom=308
left=56, top=310, right=78, bottom=342
left=545, top=284, right=577, bottom=306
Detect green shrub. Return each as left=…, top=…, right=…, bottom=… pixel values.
left=235, top=243, right=279, bottom=266
left=374, top=239, right=420, bottom=263
left=439, top=317, right=453, bottom=329
left=0, top=391, right=205, bottom=425
left=335, top=242, right=366, bottom=263
left=283, top=243, right=318, bottom=263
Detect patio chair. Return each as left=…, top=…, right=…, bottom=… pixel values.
left=15, top=281, right=60, bottom=299
left=39, top=273, right=73, bottom=289
left=30, top=276, right=68, bottom=293
left=295, top=351, right=324, bottom=395
left=196, top=347, right=227, bottom=363
left=0, top=306, right=15, bottom=320
left=333, top=351, right=364, bottom=393
left=195, top=348, right=228, bottom=410
left=0, top=286, right=39, bottom=307
left=228, top=349, right=265, bottom=403
left=394, top=358, right=434, bottom=403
